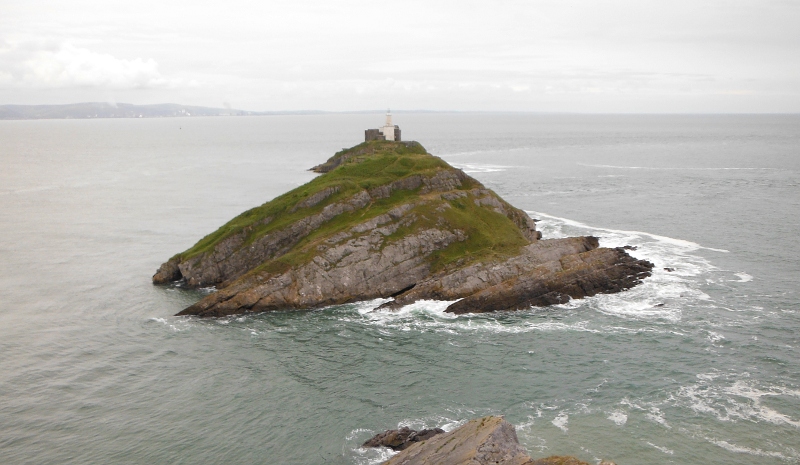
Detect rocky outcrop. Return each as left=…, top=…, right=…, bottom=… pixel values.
left=377, top=417, right=530, bottom=465
left=156, top=141, right=652, bottom=317
left=444, top=247, right=653, bottom=314
left=178, top=225, right=466, bottom=317
left=366, top=416, right=608, bottom=465
left=363, top=427, right=445, bottom=451
left=376, top=236, right=602, bottom=311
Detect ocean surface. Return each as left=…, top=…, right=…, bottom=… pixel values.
left=1, top=113, right=798, bottom=465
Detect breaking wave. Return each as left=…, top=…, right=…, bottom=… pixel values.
left=451, top=162, right=514, bottom=173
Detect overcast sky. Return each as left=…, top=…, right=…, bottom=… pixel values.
left=1, top=0, right=799, bottom=112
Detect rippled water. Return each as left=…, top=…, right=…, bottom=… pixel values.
left=1, top=114, right=798, bottom=464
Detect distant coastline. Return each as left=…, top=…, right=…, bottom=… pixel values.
left=0, top=103, right=572, bottom=120
left=0, top=102, right=335, bottom=120
left=0, top=103, right=450, bottom=120
left=5, top=104, right=787, bottom=120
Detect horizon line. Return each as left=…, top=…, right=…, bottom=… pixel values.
left=1, top=102, right=798, bottom=117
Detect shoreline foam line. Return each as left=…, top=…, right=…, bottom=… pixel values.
left=527, top=210, right=730, bottom=253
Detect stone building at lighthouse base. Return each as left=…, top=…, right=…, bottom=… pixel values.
left=366, top=111, right=401, bottom=142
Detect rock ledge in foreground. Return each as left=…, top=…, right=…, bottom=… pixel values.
left=362, top=426, right=445, bottom=451
left=366, top=416, right=614, bottom=465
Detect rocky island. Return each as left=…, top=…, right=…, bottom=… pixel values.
left=154, top=140, right=652, bottom=317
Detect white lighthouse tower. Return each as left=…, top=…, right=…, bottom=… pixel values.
left=364, top=110, right=401, bottom=142
left=380, top=110, right=396, bottom=141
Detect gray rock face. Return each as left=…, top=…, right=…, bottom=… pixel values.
left=362, top=427, right=445, bottom=451
left=379, top=416, right=531, bottom=465
left=444, top=247, right=653, bottom=314
left=179, top=223, right=466, bottom=317
left=377, top=237, right=600, bottom=310
left=173, top=190, right=373, bottom=288
left=368, top=416, right=602, bottom=465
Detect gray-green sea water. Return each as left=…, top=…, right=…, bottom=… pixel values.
left=1, top=114, right=798, bottom=464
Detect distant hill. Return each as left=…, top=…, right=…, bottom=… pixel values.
left=0, top=103, right=328, bottom=120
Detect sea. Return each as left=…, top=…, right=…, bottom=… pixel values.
left=1, top=113, right=798, bottom=465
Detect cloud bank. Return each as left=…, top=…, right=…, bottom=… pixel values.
left=1, top=0, right=798, bottom=112
left=0, top=41, right=182, bottom=89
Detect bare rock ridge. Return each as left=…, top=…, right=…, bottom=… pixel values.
left=362, top=426, right=446, bottom=451
left=363, top=416, right=615, bottom=465
left=154, top=140, right=652, bottom=317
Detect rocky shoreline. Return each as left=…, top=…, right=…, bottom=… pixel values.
left=362, top=416, right=616, bottom=465
left=154, top=141, right=652, bottom=317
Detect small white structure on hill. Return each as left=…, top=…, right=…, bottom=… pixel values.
left=365, top=110, right=401, bottom=142
left=380, top=111, right=396, bottom=141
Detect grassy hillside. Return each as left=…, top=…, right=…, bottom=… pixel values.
left=177, top=140, right=530, bottom=274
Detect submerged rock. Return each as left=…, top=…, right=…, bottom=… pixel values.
left=154, top=141, right=652, bottom=317
left=368, top=416, right=604, bottom=465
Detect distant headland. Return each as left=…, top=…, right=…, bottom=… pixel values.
left=0, top=102, right=256, bottom=119
left=0, top=102, right=334, bottom=120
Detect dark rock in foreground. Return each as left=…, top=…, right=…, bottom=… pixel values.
left=362, top=426, right=445, bottom=451
left=367, top=416, right=613, bottom=465
left=154, top=141, right=652, bottom=317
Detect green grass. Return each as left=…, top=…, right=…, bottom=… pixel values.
left=178, top=141, right=449, bottom=261
left=176, top=140, right=530, bottom=280
left=418, top=193, right=530, bottom=272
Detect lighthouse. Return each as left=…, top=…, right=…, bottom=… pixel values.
left=365, top=110, right=401, bottom=142
left=380, top=110, right=395, bottom=141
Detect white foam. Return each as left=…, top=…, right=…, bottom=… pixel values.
left=644, top=407, right=671, bottom=429
left=735, top=272, right=753, bottom=283
left=722, top=381, right=800, bottom=428
left=607, top=410, right=627, bottom=426
left=523, top=210, right=743, bottom=322
left=705, top=330, right=725, bottom=344
left=397, top=414, right=468, bottom=432
left=618, top=399, right=672, bottom=430
left=529, top=210, right=729, bottom=253
left=451, top=163, right=513, bottom=173
left=706, top=438, right=790, bottom=460
left=342, top=298, right=610, bottom=336
left=676, top=374, right=800, bottom=429
left=147, top=316, right=187, bottom=332
left=551, top=412, right=569, bottom=433
left=345, top=428, right=398, bottom=465
left=647, top=442, right=674, bottom=455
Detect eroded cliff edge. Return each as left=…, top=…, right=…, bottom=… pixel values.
left=154, top=141, right=652, bottom=317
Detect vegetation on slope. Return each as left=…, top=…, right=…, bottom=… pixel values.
left=175, top=140, right=530, bottom=276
